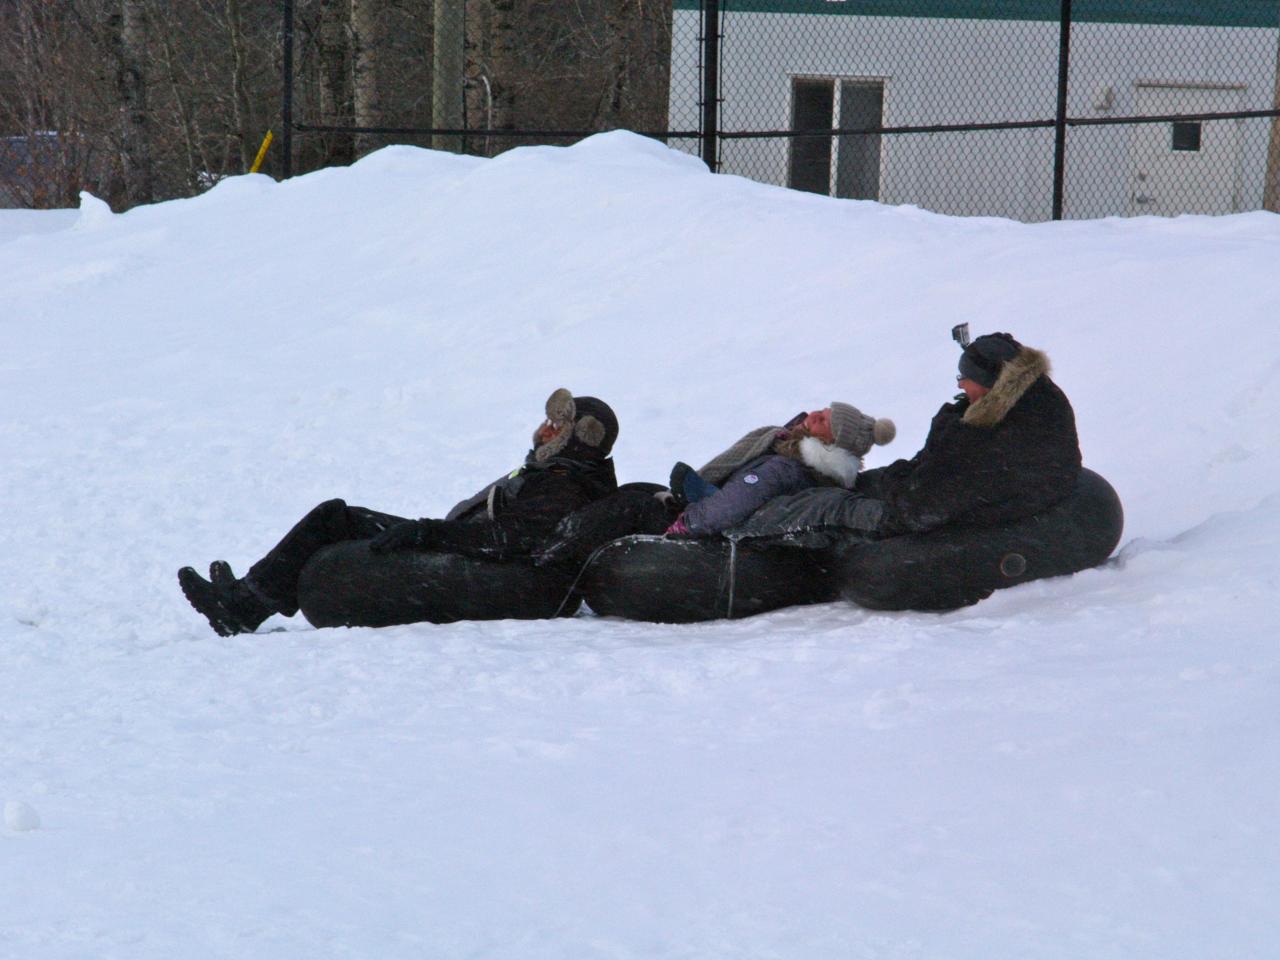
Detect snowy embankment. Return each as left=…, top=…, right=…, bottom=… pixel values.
left=1, top=133, right=1277, bottom=958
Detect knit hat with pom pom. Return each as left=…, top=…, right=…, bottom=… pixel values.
left=830, top=402, right=896, bottom=458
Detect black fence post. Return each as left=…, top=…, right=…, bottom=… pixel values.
left=1051, top=0, right=1072, bottom=220
left=282, top=0, right=294, bottom=179
left=701, top=0, right=721, bottom=172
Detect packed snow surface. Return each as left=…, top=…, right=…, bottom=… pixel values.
left=2, top=132, right=1277, bottom=958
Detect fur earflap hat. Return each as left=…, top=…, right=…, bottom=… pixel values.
left=534, top=388, right=619, bottom=462
left=959, top=333, right=1022, bottom=388
left=829, top=401, right=896, bottom=457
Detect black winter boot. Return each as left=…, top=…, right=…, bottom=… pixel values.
left=209, top=559, right=237, bottom=588
left=178, top=565, right=275, bottom=637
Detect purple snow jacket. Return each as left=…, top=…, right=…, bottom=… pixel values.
left=681, top=454, right=815, bottom=536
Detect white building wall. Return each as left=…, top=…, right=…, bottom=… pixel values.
left=669, top=10, right=1280, bottom=220
left=1065, top=21, right=1276, bottom=218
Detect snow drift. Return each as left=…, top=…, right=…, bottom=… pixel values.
left=1, top=132, right=1277, bottom=958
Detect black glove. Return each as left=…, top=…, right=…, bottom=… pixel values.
left=370, top=519, right=440, bottom=554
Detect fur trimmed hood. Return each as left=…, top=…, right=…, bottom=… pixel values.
left=963, top=346, right=1050, bottom=429
left=798, top=436, right=861, bottom=488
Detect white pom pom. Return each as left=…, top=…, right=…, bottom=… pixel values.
left=872, top=418, right=896, bottom=445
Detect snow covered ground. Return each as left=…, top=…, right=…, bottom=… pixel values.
left=2, top=132, right=1277, bottom=958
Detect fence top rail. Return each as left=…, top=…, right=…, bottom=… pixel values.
left=716, top=108, right=1280, bottom=139
left=294, top=124, right=703, bottom=139
left=674, top=0, right=1280, bottom=30
left=296, top=108, right=1280, bottom=144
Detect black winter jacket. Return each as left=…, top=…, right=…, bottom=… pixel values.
left=422, top=453, right=618, bottom=560
left=857, top=347, right=1081, bottom=537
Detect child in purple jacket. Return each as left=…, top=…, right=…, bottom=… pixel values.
left=667, top=403, right=895, bottom=537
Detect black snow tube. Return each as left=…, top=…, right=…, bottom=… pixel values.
left=580, top=469, right=1123, bottom=622
left=296, top=541, right=581, bottom=628
left=837, top=467, right=1124, bottom=612
left=580, top=535, right=840, bottom=623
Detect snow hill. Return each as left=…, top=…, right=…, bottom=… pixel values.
left=2, top=132, right=1277, bottom=958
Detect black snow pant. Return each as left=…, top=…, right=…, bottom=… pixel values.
left=247, top=498, right=405, bottom=616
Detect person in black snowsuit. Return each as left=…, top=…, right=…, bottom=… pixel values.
left=854, top=331, right=1081, bottom=537
left=178, top=388, right=620, bottom=636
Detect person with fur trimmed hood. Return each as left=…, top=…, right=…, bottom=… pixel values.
left=853, top=331, right=1081, bottom=538
left=178, top=388, right=619, bottom=637
left=666, top=403, right=896, bottom=537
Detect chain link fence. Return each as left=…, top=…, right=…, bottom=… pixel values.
left=283, top=0, right=700, bottom=174
left=3, top=1, right=1277, bottom=216
left=670, top=0, right=1280, bottom=220
left=276, top=0, right=1280, bottom=221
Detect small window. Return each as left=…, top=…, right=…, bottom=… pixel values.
left=1171, top=121, right=1201, bottom=152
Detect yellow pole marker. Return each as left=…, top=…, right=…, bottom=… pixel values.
left=250, top=130, right=274, bottom=174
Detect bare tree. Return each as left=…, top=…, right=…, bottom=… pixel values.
left=433, top=0, right=465, bottom=152
left=108, top=0, right=155, bottom=203
left=224, top=0, right=256, bottom=171
left=350, top=0, right=384, bottom=157
left=1, top=0, right=676, bottom=208
left=465, top=0, right=672, bottom=152
left=313, top=0, right=356, bottom=165
left=0, top=0, right=114, bottom=207
left=592, top=0, right=672, bottom=132
left=144, top=0, right=280, bottom=188
left=151, top=8, right=208, bottom=192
